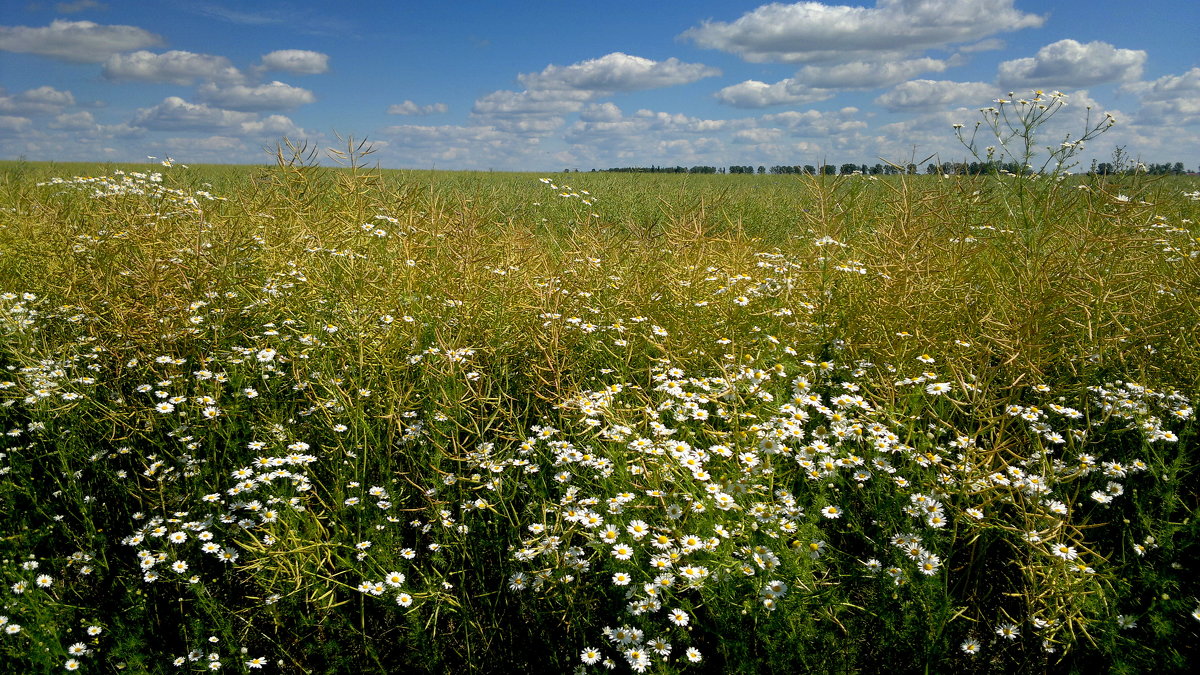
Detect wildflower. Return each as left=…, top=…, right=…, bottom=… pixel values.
left=820, top=505, right=842, bottom=519
left=246, top=657, right=266, bottom=668
left=996, top=622, right=1019, bottom=640
left=668, top=608, right=690, bottom=626
left=65, top=659, right=81, bottom=671
left=36, top=574, right=53, bottom=587
left=1051, top=544, right=1078, bottom=561
left=396, top=593, right=413, bottom=606
left=581, top=647, right=602, bottom=665
left=807, top=540, right=826, bottom=559
left=685, top=647, right=702, bottom=663
left=961, top=638, right=981, bottom=655
left=925, top=382, right=952, bottom=395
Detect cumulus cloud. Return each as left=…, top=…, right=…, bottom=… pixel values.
left=714, top=79, right=834, bottom=108
left=470, top=52, right=719, bottom=136
left=260, top=49, right=329, bottom=75
left=470, top=89, right=587, bottom=134
left=197, top=81, right=315, bottom=111
left=760, top=108, right=867, bottom=137
left=0, top=116, right=33, bottom=135
left=0, top=19, right=162, bottom=63
left=379, top=123, right=547, bottom=169
left=1123, top=68, right=1200, bottom=127
left=130, top=97, right=308, bottom=141
left=49, top=111, right=97, bottom=130
left=131, top=97, right=256, bottom=131
left=1122, top=67, right=1200, bottom=101
left=563, top=108, right=734, bottom=148
left=795, top=57, right=954, bottom=89
left=579, top=102, right=622, bottom=123
left=681, top=0, right=1044, bottom=63
left=0, top=86, right=76, bottom=115
left=875, top=80, right=996, bottom=111
left=103, top=50, right=243, bottom=85
left=238, top=114, right=305, bottom=137
left=387, top=100, right=448, bottom=116
left=517, top=52, right=720, bottom=94
left=732, top=128, right=783, bottom=144
left=997, top=39, right=1146, bottom=88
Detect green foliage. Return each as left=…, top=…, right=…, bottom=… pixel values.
left=0, top=133, right=1197, bottom=673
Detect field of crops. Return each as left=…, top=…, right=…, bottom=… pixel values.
left=1, top=151, right=1197, bottom=673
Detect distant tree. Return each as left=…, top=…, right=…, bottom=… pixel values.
left=926, top=163, right=938, bottom=175
left=840, top=163, right=858, bottom=175
left=906, top=163, right=917, bottom=175
left=822, top=165, right=836, bottom=175
left=804, top=165, right=817, bottom=175
left=757, top=166, right=766, bottom=174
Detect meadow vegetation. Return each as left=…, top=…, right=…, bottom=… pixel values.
left=1, top=104, right=1198, bottom=673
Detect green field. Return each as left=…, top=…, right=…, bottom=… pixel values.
left=1, top=150, right=1198, bottom=673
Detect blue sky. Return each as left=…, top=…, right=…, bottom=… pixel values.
left=1, top=0, right=1197, bottom=171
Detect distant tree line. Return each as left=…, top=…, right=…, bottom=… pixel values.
left=597, top=166, right=721, bottom=174
left=1091, top=161, right=1190, bottom=175
left=587, top=161, right=1196, bottom=176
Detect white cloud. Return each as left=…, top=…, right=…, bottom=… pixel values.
left=197, top=81, right=315, bottom=111
left=472, top=89, right=591, bottom=117
left=49, top=111, right=97, bottom=130
left=260, top=49, right=330, bottom=75
left=238, top=114, right=305, bottom=137
left=103, top=50, right=243, bottom=85
left=517, top=52, right=719, bottom=94
left=875, top=80, right=996, bottom=111
left=379, top=123, right=547, bottom=169
left=760, top=108, right=867, bottom=137
left=470, top=89, right=587, bottom=134
left=563, top=108, right=735, bottom=149
left=681, top=0, right=1044, bottom=63
left=1122, top=67, right=1200, bottom=101
left=131, top=97, right=256, bottom=131
left=0, top=115, right=33, bottom=135
left=579, top=102, right=622, bottom=122
left=0, top=86, right=76, bottom=115
left=0, top=19, right=163, bottom=63
left=387, top=100, right=448, bottom=115
left=795, top=57, right=952, bottom=89
left=469, top=52, right=719, bottom=138
left=997, top=39, right=1146, bottom=88
left=732, top=128, right=783, bottom=144
left=1123, top=68, right=1200, bottom=127
left=714, top=79, right=834, bottom=109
